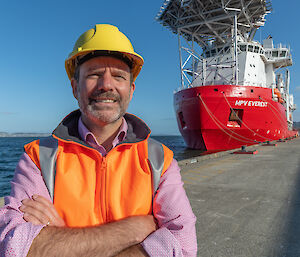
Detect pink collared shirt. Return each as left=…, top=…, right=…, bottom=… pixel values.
left=77, top=117, right=128, bottom=156
left=0, top=118, right=197, bottom=257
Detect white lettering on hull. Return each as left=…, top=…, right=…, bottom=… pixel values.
left=234, top=100, right=268, bottom=107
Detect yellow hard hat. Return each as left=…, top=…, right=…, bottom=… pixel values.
left=65, top=24, right=144, bottom=82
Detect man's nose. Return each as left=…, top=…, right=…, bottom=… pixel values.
left=97, top=70, right=113, bottom=91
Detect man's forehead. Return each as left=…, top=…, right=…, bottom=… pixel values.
left=81, top=56, right=131, bottom=72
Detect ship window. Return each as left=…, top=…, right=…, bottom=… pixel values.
left=206, top=51, right=211, bottom=57
left=260, top=48, right=264, bottom=54
left=224, top=46, right=229, bottom=53
left=248, top=45, right=254, bottom=52
left=240, top=45, right=246, bottom=52
left=229, top=109, right=244, bottom=124
left=272, top=51, right=279, bottom=57
left=211, top=49, right=216, bottom=56
left=218, top=48, right=222, bottom=53
left=254, top=46, right=259, bottom=53
left=280, top=51, right=286, bottom=57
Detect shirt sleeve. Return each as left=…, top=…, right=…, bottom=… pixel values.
left=141, top=159, right=198, bottom=257
left=0, top=153, right=51, bottom=257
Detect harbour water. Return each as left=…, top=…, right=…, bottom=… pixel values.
left=0, top=136, right=206, bottom=197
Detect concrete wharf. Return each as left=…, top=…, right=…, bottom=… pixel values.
left=1, top=137, right=300, bottom=256
left=179, top=137, right=300, bottom=257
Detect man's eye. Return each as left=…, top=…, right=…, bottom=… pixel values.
left=114, top=74, right=126, bottom=80
left=87, top=74, right=101, bottom=78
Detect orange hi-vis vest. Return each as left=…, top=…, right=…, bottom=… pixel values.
left=24, top=110, right=173, bottom=227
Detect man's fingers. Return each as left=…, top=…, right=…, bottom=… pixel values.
left=22, top=198, right=48, bottom=213
left=21, top=206, right=49, bottom=225
left=20, top=198, right=53, bottom=225
left=31, top=195, right=64, bottom=226
left=22, top=197, right=56, bottom=220
left=31, top=195, right=59, bottom=219
left=21, top=196, right=65, bottom=227
left=32, top=195, right=52, bottom=207
left=23, top=213, right=44, bottom=225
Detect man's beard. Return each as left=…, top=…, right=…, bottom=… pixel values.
left=78, top=90, right=131, bottom=125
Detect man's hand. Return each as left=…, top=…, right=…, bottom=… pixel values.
left=19, top=195, right=65, bottom=227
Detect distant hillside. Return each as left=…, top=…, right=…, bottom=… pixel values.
left=0, top=132, right=50, bottom=137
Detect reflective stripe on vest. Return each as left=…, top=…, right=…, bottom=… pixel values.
left=147, top=137, right=164, bottom=198
left=39, top=136, right=164, bottom=202
left=39, top=136, right=58, bottom=202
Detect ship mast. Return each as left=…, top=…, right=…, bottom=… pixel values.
left=156, top=0, right=271, bottom=89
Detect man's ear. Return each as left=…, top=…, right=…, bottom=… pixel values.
left=129, top=82, right=135, bottom=101
left=71, top=78, right=78, bottom=100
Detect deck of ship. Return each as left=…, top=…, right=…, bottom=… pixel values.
left=1, top=137, right=300, bottom=256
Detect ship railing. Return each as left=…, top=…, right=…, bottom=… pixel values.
left=241, top=81, right=267, bottom=88
left=155, top=0, right=171, bottom=21
left=264, top=47, right=292, bottom=59
left=173, top=80, right=269, bottom=91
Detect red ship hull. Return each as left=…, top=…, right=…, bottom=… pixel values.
left=174, top=85, right=298, bottom=150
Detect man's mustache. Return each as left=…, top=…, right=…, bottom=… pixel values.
left=89, top=91, right=121, bottom=102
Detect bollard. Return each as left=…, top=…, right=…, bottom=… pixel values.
left=262, top=141, right=277, bottom=146
left=233, top=145, right=258, bottom=154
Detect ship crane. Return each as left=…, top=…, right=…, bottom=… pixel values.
left=156, top=0, right=298, bottom=150
left=156, top=0, right=275, bottom=88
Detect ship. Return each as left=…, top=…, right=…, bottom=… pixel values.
left=156, top=0, right=298, bottom=150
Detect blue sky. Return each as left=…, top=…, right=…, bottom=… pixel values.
left=0, top=0, right=299, bottom=135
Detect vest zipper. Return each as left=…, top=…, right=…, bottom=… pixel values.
left=101, top=157, right=108, bottom=223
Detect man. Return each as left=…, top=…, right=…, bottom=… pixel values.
left=0, top=24, right=197, bottom=256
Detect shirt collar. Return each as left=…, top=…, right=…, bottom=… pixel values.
left=78, top=116, right=128, bottom=150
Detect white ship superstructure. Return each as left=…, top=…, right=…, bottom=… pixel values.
left=195, top=37, right=296, bottom=127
